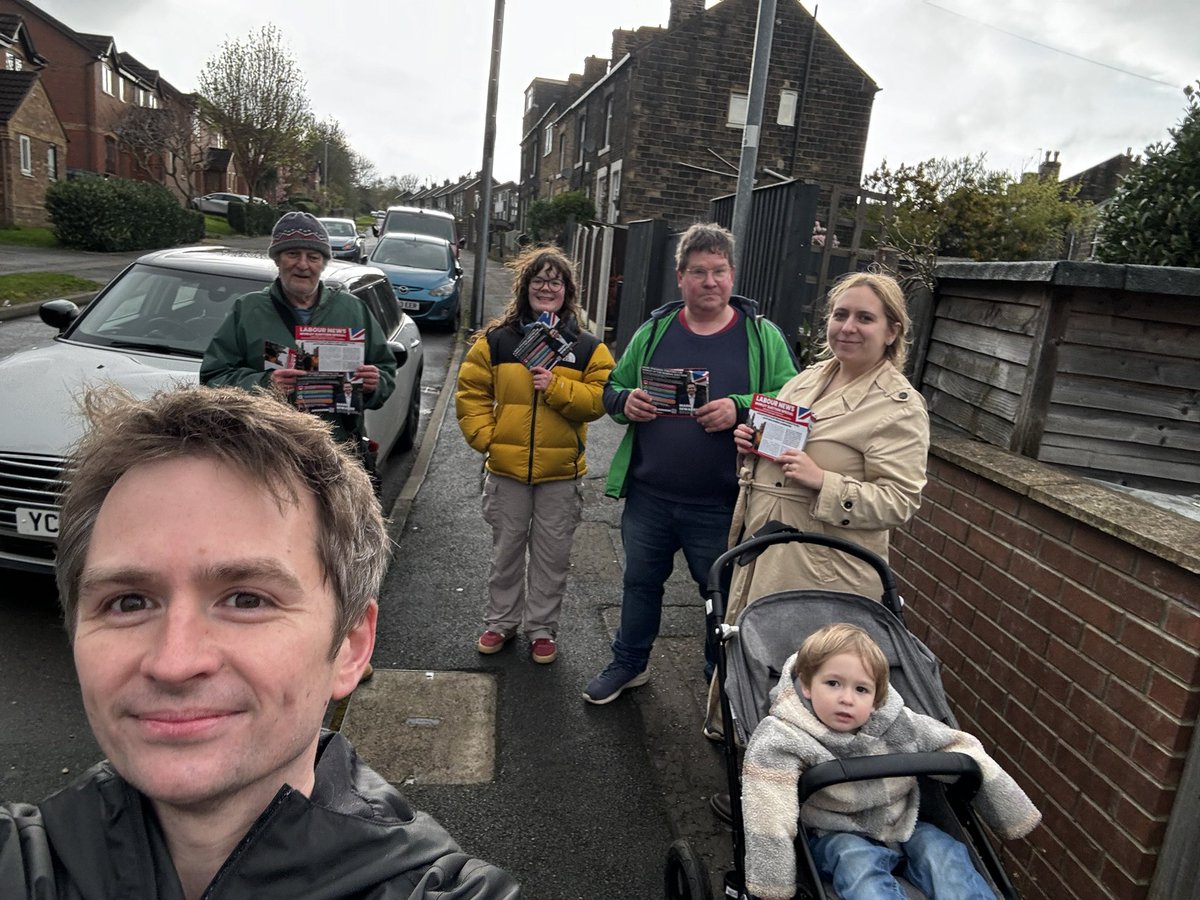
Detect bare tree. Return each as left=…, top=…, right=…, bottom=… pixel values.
left=114, top=96, right=207, bottom=200
left=196, top=24, right=313, bottom=198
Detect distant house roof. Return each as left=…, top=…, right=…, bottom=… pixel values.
left=204, top=147, right=233, bottom=173
left=1064, top=153, right=1135, bottom=205
left=0, top=69, right=38, bottom=125
left=75, top=32, right=114, bottom=59
left=0, top=12, right=46, bottom=66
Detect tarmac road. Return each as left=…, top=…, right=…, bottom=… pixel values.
left=0, top=242, right=738, bottom=899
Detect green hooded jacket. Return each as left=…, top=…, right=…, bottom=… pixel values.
left=602, top=296, right=798, bottom=498
left=200, top=279, right=396, bottom=443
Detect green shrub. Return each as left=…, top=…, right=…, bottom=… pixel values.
left=46, top=176, right=201, bottom=251
left=227, top=199, right=248, bottom=234
left=227, top=200, right=278, bottom=236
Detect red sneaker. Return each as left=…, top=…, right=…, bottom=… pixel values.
left=477, top=630, right=512, bottom=654
left=531, top=638, right=558, bottom=665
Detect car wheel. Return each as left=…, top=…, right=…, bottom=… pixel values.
left=396, top=367, right=422, bottom=453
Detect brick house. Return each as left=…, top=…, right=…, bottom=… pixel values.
left=0, top=0, right=218, bottom=201
left=518, top=0, right=877, bottom=232
left=0, top=12, right=65, bottom=225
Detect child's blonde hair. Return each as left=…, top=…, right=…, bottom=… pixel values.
left=793, top=623, right=890, bottom=707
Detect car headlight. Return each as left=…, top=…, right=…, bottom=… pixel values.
left=429, top=281, right=456, bottom=297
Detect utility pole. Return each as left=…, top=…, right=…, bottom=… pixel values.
left=471, top=0, right=505, bottom=332
left=730, top=0, right=778, bottom=290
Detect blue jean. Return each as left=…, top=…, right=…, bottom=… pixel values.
left=809, top=822, right=995, bottom=899
left=611, top=485, right=733, bottom=676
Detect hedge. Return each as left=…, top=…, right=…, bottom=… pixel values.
left=227, top=199, right=278, bottom=236
left=45, top=176, right=203, bottom=251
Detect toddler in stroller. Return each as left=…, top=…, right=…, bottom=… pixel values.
left=742, top=623, right=1040, bottom=900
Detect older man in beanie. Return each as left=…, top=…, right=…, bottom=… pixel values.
left=200, top=211, right=396, bottom=446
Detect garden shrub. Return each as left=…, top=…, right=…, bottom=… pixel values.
left=46, top=176, right=201, bottom=251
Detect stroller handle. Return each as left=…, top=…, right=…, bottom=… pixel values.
left=705, top=523, right=903, bottom=618
left=799, top=751, right=983, bottom=805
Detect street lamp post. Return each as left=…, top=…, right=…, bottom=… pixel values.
left=471, top=0, right=505, bottom=333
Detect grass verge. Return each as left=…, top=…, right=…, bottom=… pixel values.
left=0, top=272, right=99, bottom=307
left=204, top=215, right=235, bottom=237
left=0, top=226, right=58, bottom=248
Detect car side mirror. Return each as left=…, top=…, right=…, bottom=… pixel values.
left=40, top=298, right=81, bottom=333
left=387, top=340, right=409, bottom=369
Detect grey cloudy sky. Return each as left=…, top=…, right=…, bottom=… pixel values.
left=30, top=0, right=1199, bottom=185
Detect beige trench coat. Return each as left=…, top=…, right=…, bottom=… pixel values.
left=706, top=358, right=930, bottom=733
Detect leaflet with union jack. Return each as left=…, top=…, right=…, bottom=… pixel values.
left=290, top=325, right=365, bottom=374
left=746, top=393, right=815, bottom=461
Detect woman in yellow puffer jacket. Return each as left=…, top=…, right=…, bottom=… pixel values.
left=455, top=246, right=614, bottom=665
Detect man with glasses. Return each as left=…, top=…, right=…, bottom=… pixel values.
left=583, top=223, right=797, bottom=705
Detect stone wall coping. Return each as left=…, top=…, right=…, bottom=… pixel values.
left=933, top=259, right=1200, bottom=296
left=931, top=429, right=1200, bottom=576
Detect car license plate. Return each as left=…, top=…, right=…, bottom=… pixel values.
left=16, top=507, right=59, bottom=537
left=398, top=300, right=421, bottom=311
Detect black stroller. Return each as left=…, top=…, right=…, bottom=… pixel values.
left=664, top=526, right=1020, bottom=900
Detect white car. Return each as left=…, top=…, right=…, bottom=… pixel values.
left=0, top=247, right=423, bottom=574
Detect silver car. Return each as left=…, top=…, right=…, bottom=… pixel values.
left=189, top=192, right=252, bottom=216
left=319, top=217, right=368, bottom=263
left=0, top=247, right=423, bottom=573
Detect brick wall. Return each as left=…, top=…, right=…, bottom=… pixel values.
left=891, top=432, right=1200, bottom=899
left=1, top=79, right=67, bottom=226
left=621, top=0, right=876, bottom=226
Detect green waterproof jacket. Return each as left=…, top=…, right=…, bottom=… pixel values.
left=200, top=279, right=397, bottom=444
left=602, top=296, right=798, bottom=498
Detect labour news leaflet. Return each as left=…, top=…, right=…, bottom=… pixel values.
left=747, top=393, right=814, bottom=460
left=263, top=326, right=365, bottom=414
left=513, top=311, right=576, bottom=370
left=640, top=366, right=709, bottom=416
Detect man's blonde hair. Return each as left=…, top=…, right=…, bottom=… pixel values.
left=793, top=623, right=890, bottom=707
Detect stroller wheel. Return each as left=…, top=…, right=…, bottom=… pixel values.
left=664, top=839, right=713, bottom=900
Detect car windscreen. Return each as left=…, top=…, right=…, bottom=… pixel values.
left=323, top=221, right=357, bottom=237
left=372, top=239, right=451, bottom=272
left=66, top=264, right=270, bottom=357
left=381, top=211, right=454, bottom=243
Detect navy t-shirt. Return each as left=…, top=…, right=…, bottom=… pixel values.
left=629, top=309, right=750, bottom=507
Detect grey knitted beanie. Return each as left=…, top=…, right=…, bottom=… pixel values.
left=269, top=211, right=331, bottom=260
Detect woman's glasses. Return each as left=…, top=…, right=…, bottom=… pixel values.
left=531, top=278, right=565, bottom=291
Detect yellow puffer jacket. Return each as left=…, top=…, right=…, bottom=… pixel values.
left=455, top=319, right=615, bottom=484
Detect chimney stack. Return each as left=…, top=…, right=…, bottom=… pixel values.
left=1038, top=149, right=1061, bottom=182
left=669, top=0, right=706, bottom=29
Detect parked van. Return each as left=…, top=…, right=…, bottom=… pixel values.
left=376, top=206, right=463, bottom=255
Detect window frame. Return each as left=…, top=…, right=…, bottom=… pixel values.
left=727, top=92, right=748, bottom=128
left=19, top=135, right=32, bottom=176
left=101, top=63, right=114, bottom=96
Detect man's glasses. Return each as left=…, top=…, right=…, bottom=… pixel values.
left=684, top=267, right=731, bottom=281
left=531, top=278, right=565, bottom=291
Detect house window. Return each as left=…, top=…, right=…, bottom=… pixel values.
left=727, top=92, right=748, bottom=127
left=543, top=125, right=552, bottom=157
left=47, top=145, right=58, bottom=181
left=576, top=115, right=587, bottom=166
left=595, top=166, right=608, bottom=223
left=5, top=51, right=22, bottom=71
left=118, top=78, right=126, bottom=102
left=101, top=63, right=114, bottom=96
left=607, top=160, right=622, bottom=223
left=778, top=89, right=798, bottom=126
left=19, top=135, right=32, bottom=175
left=601, top=95, right=613, bottom=154
left=105, top=136, right=117, bottom=174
